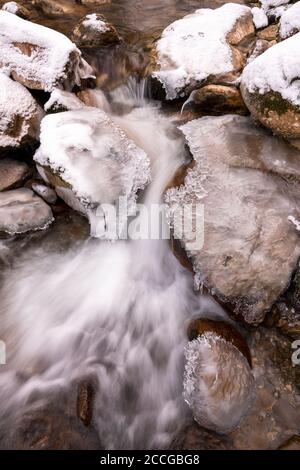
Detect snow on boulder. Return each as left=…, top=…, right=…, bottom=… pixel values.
left=241, top=32, right=300, bottom=141
left=152, top=3, right=255, bottom=100
left=34, top=108, right=151, bottom=238
left=0, top=11, right=94, bottom=92
left=279, top=1, right=300, bottom=38
left=165, top=114, right=300, bottom=324
left=0, top=73, right=44, bottom=153
left=72, top=13, right=120, bottom=48
left=0, top=188, right=53, bottom=234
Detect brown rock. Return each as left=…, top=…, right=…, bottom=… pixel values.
left=257, top=24, right=279, bottom=41
left=0, top=158, right=30, bottom=191
left=188, top=85, right=248, bottom=115
left=72, top=14, right=120, bottom=48
left=278, top=435, right=300, bottom=450
left=31, top=0, right=74, bottom=16
left=170, top=423, right=235, bottom=450
left=76, top=381, right=95, bottom=427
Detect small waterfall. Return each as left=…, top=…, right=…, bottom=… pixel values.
left=0, top=79, right=223, bottom=449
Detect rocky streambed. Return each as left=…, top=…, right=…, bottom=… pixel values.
left=0, top=0, right=300, bottom=451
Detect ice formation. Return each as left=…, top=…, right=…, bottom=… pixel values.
left=34, top=108, right=151, bottom=237
left=183, top=332, right=255, bottom=433
left=165, top=114, right=300, bottom=324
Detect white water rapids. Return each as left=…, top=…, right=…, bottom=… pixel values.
left=0, top=81, right=224, bottom=449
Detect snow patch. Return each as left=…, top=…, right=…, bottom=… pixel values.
left=82, top=13, right=109, bottom=32
left=279, top=2, right=300, bottom=38
left=153, top=3, right=251, bottom=100
left=252, top=7, right=268, bottom=29
left=2, top=2, right=18, bottom=14
left=44, top=89, right=85, bottom=112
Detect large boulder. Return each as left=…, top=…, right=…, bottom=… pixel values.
left=0, top=73, right=43, bottom=153
left=241, top=32, right=300, bottom=141
left=152, top=3, right=255, bottom=100
left=72, top=14, right=120, bottom=48
left=34, top=108, right=151, bottom=238
left=0, top=11, right=93, bottom=92
left=165, top=114, right=300, bottom=324
left=0, top=188, right=53, bottom=234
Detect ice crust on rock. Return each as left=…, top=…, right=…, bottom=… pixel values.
left=34, top=108, right=151, bottom=237
left=152, top=3, right=252, bottom=100
left=82, top=13, right=109, bottom=32
left=165, top=114, right=300, bottom=324
left=44, top=89, right=85, bottom=112
left=183, top=332, right=255, bottom=433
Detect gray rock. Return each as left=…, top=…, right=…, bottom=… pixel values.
left=0, top=188, right=53, bottom=234
left=0, top=158, right=30, bottom=191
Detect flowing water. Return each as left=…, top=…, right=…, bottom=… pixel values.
left=0, top=79, right=225, bottom=449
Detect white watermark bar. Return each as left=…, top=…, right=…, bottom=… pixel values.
left=89, top=196, right=205, bottom=251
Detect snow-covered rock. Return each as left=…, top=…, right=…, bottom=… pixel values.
left=279, top=1, right=300, bottom=38
left=152, top=3, right=255, bottom=100
left=34, top=108, right=151, bottom=237
left=0, top=73, right=43, bottom=153
left=0, top=188, right=53, bottom=234
left=44, top=89, right=85, bottom=112
left=165, top=114, right=300, bottom=324
left=0, top=11, right=94, bottom=92
left=72, top=13, right=120, bottom=48
left=183, top=331, right=255, bottom=433
left=241, top=32, right=300, bottom=140
left=2, top=1, right=30, bottom=19
left=0, top=158, right=30, bottom=191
